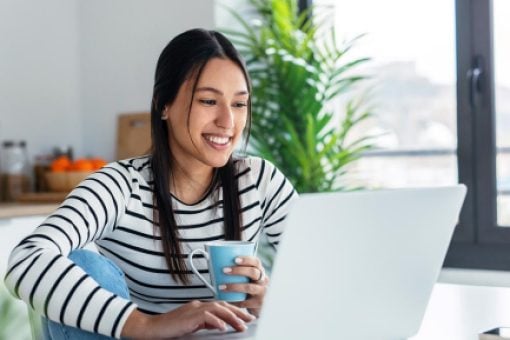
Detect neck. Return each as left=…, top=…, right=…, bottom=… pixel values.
left=170, top=161, right=216, bottom=205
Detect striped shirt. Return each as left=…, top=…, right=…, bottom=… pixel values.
left=4, top=155, right=297, bottom=338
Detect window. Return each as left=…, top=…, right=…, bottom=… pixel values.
left=494, top=0, right=510, bottom=227
left=318, top=0, right=458, bottom=190
left=310, top=0, right=510, bottom=270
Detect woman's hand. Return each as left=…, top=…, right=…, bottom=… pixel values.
left=121, top=300, right=255, bottom=339
left=221, top=256, right=269, bottom=317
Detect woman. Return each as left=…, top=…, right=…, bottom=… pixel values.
left=4, top=28, right=297, bottom=339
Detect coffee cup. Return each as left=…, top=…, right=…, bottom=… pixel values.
left=188, top=240, right=255, bottom=302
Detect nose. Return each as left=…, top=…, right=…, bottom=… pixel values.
left=215, top=104, right=234, bottom=129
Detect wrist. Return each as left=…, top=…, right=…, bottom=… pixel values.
left=121, top=309, right=152, bottom=338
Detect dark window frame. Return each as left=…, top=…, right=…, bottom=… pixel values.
left=445, top=0, right=510, bottom=271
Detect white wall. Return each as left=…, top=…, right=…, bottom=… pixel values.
left=79, top=0, right=215, bottom=160
left=0, top=0, right=82, bottom=161
left=214, top=0, right=252, bottom=31
left=0, top=0, right=215, bottom=163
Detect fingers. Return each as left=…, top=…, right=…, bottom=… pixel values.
left=203, top=311, right=228, bottom=332
left=148, top=301, right=255, bottom=338
left=221, top=282, right=265, bottom=296
left=223, top=283, right=266, bottom=309
left=219, top=301, right=256, bottom=323
left=225, top=265, right=264, bottom=282
left=204, top=302, right=252, bottom=332
left=220, top=257, right=268, bottom=314
left=234, top=256, right=262, bottom=268
left=230, top=256, right=266, bottom=282
left=230, top=300, right=253, bottom=309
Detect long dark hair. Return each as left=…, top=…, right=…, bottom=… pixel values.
left=150, top=29, right=252, bottom=284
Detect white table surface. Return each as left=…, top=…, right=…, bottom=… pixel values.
left=178, top=283, right=510, bottom=340
left=410, top=282, right=510, bottom=340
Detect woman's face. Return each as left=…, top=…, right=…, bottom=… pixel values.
left=165, top=58, right=249, bottom=171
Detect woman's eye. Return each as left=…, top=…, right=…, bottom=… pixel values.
left=200, top=99, right=216, bottom=106
left=233, top=102, right=248, bottom=108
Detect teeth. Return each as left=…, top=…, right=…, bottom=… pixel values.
left=204, top=135, right=230, bottom=145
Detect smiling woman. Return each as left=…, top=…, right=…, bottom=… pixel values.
left=3, top=28, right=297, bottom=340
left=164, top=58, right=250, bottom=190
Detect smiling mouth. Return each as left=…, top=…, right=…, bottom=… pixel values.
left=203, top=134, right=232, bottom=146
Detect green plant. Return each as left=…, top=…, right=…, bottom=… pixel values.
left=223, top=0, right=374, bottom=193
left=0, top=283, right=31, bottom=340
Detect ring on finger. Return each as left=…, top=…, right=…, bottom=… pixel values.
left=255, top=268, right=265, bottom=283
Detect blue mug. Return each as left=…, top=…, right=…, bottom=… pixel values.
left=188, top=241, right=256, bottom=302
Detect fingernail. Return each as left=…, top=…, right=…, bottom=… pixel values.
left=223, top=267, right=232, bottom=273
left=235, top=257, right=243, bottom=264
left=219, top=284, right=227, bottom=290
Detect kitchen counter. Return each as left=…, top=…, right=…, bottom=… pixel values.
left=0, top=203, right=58, bottom=219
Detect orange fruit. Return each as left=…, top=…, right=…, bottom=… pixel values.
left=90, top=158, right=107, bottom=170
left=50, top=156, right=72, bottom=172
left=70, top=159, right=94, bottom=171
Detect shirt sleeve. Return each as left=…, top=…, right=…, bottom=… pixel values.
left=3, top=162, right=137, bottom=339
left=251, top=157, right=299, bottom=248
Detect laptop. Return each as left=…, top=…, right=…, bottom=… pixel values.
left=183, top=185, right=467, bottom=340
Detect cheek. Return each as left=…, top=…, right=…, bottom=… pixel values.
left=236, top=113, right=248, bottom=131
left=168, top=116, right=193, bottom=146
left=186, top=111, right=204, bottom=136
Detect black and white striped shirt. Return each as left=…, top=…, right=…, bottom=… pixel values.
left=4, top=156, right=297, bottom=338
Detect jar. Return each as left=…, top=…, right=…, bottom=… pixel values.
left=0, top=140, right=31, bottom=201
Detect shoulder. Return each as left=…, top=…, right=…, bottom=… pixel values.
left=108, top=156, right=152, bottom=178
left=233, top=155, right=293, bottom=192
left=234, top=155, right=263, bottom=172
left=234, top=157, right=298, bottom=224
left=114, top=155, right=151, bottom=171
left=234, top=155, right=271, bottom=185
left=91, top=155, right=152, bottom=191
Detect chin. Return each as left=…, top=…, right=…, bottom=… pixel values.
left=207, top=155, right=232, bottom=169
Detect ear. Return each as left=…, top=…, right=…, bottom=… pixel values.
left=161, top=107, right=169, bottom=120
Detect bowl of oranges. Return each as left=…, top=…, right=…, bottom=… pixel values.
left=45, top=156, right=107, bottom=192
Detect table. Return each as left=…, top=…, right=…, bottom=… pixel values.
left=0, top=203, right=57, bottom=219
left=411, top=283, right=510, bottom=340
left=178, top=283, right=510, bottom=340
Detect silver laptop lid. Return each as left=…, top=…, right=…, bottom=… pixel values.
left=256, top=185, right=466, bottom=340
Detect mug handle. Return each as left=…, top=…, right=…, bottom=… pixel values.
left=188, top=249, right=216, bottom=295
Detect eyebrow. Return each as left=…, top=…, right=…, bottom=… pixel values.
left=195, top=86, right=249, bottom=96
